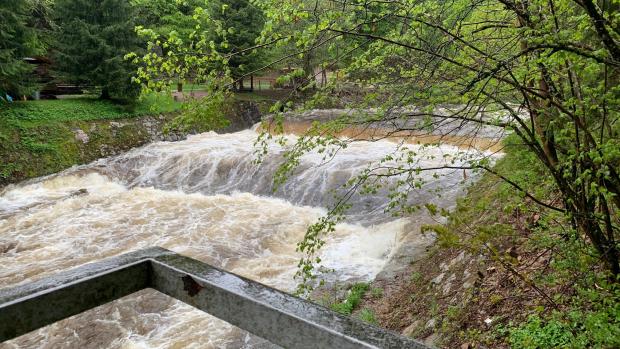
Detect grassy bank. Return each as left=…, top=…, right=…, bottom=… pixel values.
left=359, top=137, right=620, bottom=348
left=0, top=94, right=181, bottom=185
left=1, top=94, right=180, bottom=122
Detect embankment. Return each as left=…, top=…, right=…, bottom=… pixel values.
left=0, top=101, right=260, bottom=186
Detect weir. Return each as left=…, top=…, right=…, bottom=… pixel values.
left=0, top=247, right=430, bottom=349
left=0, top=129, right=489, bottom=347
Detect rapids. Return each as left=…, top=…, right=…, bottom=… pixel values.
left=0, top=129, right=494, bottom=348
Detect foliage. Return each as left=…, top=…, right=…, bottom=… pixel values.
left=331, top=283, right=369, bottom=315
left=131, top=0, right=619, bottom=302
left=0, top=95, right=180, bottom=184
left=413, top=137, right=620, bottom=347
left=28, top=0, right=54, bottom=47
left=503, top=294, right=620, bottom=349
left=503, top=315, right=573, bottom=348
left=207, top=0, right=265, bottom=85
left=0, top=0, right=42, bottom=98
left=357, top=308, right=378, bottom=325
left=248, top=0, right=620, bottom=284
left=503, top=230, right=620, bottom=349
left=131, top=0, right=204, bottom=38
left=164, top=91, right=231, bottom=133
left=130, top=0, right=266, bottom=130
left=370, top=287, right=383, bottom=299
left=53, top=0, right=142, bottom=101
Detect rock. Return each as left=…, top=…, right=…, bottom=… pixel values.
left=425, top=318, right=437, bottom=329
left=449, top=251, right=467, bottom=267
left=72, top=128, right=89, bottom=144
left=402, top=320, right=421, bottom=337
left=0, top=240, right=17, bottom=254
left=462, top=269, right=475, bottom=289
left=374, top=223, right=436, bottom=281
left=439, top=262, right=449, bottom=272
left=463, top=279, right=475, bottom=289
left=237, top=102, right=261, bottom=126
left=166, top=133, right=180, bottom=142
left=461, top=343, right=471, bottom=349
left=424, top=332, right=440, bottom=346
left=70, top=188, right=88, bottom=197
left=431, top=272, right=445, bottom=285
left=442, top=273, right=456, bottom=295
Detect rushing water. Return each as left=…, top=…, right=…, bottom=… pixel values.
left=0, top=129, right=492, bottom=348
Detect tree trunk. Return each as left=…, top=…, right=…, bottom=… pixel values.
left=100, top=88, right=111, bottom=100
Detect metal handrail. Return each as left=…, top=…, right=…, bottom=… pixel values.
left=0, top=247, right=431, bottom=348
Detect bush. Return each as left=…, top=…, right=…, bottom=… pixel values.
left=331, top=283, right=369, bottom=315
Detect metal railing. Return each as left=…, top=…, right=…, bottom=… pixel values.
left=0, top=247, right=431, bottom=348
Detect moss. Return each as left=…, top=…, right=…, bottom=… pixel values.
left=0, top=113, right=177, bottom=186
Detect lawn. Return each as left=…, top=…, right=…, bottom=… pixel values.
left=0, top=93, right=181, bottom=122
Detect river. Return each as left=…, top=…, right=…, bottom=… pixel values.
left=0, top=127, right=494, bottom=348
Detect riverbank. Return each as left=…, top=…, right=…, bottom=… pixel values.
left=352, top=138, right=620, bottom=348
left=0, top=94, right=264, bottom=186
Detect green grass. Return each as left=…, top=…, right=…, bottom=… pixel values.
left=0, top=93, right=181, bottom=122
left=328, top=283, right=378, bottom=324
left=182, top=83, right=208, bottom=92
left=0, top=93, right=181, bottom=185
left=331, top=283, right=369, bottom=315
left=357, top=308, right=378, bottom=325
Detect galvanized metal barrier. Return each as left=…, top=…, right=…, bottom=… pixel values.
left=0, top=247, right=430, bottom=348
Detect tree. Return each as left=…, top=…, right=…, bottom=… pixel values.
left=131, top=0, right=207, bottom=92
left=53, top=0, right=142, bottom=101
left=0, top=0, right=41, bottom=99
left=257, top=0, right=620, bottom=279
left=132, top=0, right=204, bottom=38
left=131, top=0, right=268, bottom=96
left=208, top=0, right=265, bottom=89
left=132, top=0, right=620, bottom=280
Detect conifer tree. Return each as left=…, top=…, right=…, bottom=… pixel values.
left=53, top=0, right=141, bottom=101
left=0, top=0, right=41, bottom=99
left=209, top=0, right=265, bottom=89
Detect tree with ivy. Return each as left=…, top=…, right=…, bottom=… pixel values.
left=0, top=0, right=42, bottom=99
left=53, top=0, right=142, bottom=101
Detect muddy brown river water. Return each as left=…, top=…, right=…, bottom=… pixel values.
left=0, top=129, right=496, bottom=348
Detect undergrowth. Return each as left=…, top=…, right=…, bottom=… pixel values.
left=419, top=135, right=620, bottom=348
left=331, top=283, right=369, bottom=315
